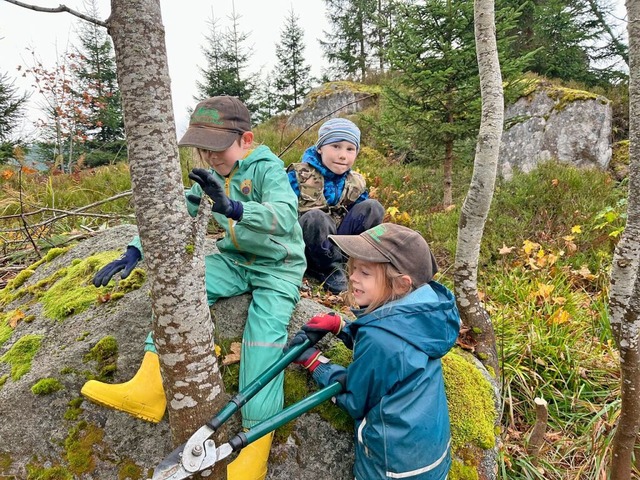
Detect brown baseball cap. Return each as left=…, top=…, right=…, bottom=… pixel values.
left=329, top=223, right=438, bottom=287
left=178, top=96, right=252, bottom=151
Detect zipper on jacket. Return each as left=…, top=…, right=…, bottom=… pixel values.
left=225, top=169, right=240, bottom=250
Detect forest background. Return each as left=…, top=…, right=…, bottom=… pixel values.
left=0, top=0, right=637, bottom=478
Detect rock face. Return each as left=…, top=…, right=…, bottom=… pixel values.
left=286, top=81, right=379, bottom=130
left=0, top=225, right=498, bottom=480
left=499, top=86, right=612, bottom=180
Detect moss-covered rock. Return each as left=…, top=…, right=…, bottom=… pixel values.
left=0, top=334, right=43, bottom=381
left=31, top=377, right=64, bottom=395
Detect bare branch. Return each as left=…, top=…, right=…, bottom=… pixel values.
left=2, top=0, right=108, bottom=27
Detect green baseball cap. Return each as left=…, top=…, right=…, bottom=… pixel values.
left=329, top=223, right=438, bottom=287
left=178, top=96, right=251, bottom=152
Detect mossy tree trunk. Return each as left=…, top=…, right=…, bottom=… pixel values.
left=453, top=0, right=503, bottom=378
left=608, top=2, right=640, bottom=478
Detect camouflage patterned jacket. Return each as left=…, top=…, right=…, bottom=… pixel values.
left=287, top=146, right=368, bottom=224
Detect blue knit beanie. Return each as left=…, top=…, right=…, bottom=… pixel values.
left=316, top=118, right=361, bottom=152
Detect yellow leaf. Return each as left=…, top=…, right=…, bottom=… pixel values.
left=523, top=240, right=539, bottom=255
left=9, top=310, right=25, bottom=328
left=549, top=308, right=570, bottom=325
left=571, top=225, right=582, bottom=234
left=386, top=206, right=400, bottom=218
left=536, top=283, right=555, bottom=299
left=214, top=345, right=222, bottom=356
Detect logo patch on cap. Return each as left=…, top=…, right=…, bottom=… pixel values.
left=240, top=179, right=252, bottom=195
left=367, top=224, right=387, bottom=243
left=191, top=107, right=224, bottom=126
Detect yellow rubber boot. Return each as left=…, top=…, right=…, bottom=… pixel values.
left=80, top=351, right=167, bottom=423
left=227, top=431, right=273, bottom=480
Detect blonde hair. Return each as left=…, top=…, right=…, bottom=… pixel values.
left=346, top=258, right=414, bottom=313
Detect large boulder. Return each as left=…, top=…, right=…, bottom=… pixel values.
left=499, top=84, right=612, bottom=180
left=0, top=225, right=498, bottom=479
left=286, top=81, right=379, bottom=130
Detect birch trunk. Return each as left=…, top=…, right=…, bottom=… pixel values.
left=107, top=0, right=227, bottom=450
left=608, top=2, right=640, bottom=478
left=453, top=0, right=503, bottom=377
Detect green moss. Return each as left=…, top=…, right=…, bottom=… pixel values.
left=26, top=463, right=73, bottom=480
left=546, top=85, right=601, bottom=112
left=0, top=451, right=13, bottom=472
left=0, top=334, right=43, bottom=381
left=64, top=397, right=84, bottom=421
left=118, top=458, right=143, bottom=480
left=449, top=458, right=480, bottom=480
left=83, top=336, right=118, bottom=381
left=443, top=348, right=496, bottom=453
left=0, top=374, right=8, bottom=388
left=117, top=268, right=146, bottom=292
left=185, top=244, right=195, bottom=255
left=0, top=312, right=15, bottom=347
left=31, top=377, right=64, bottom=395
left=0, top=247, right=70, bottom=308
left=75, top=331, right=90, bottom=342
left=325, top=342, right=353, bottom=367
left=39, top=252, right=123, bottom=320
left=63, top=421, right=103, bottom=475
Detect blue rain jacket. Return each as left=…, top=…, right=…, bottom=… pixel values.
left=313, top=281, right=461, bottom=480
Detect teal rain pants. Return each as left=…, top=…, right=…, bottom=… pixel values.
left=145, top=252, right=300, bottom=429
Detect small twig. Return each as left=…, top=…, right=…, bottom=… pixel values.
left=526, top=397, right=549, bottom=459
left=0, top=191, right=134, bottom=233
left=278, top=93, right=377, bottom=157
left=2, top=0, right=108, bottom=27
left=18, top=168, right=41, bottom=259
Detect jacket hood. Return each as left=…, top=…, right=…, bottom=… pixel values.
left=352, top=281, right=460, bottom=359
left=301, top=146, right=348, bottom=181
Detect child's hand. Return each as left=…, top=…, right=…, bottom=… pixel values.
left=188, top=168, right=231, bottom=214
left=292, top=347, right=324, bottom=373
left=302, top=312, right=345, bottom=344
left=93, top=246, right=141, bottom=287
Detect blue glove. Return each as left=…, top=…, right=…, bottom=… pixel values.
left=93, top=246, right=141, bottom=287
left=188, top=168, right=243, bottom=220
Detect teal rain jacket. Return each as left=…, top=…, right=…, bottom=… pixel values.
left=131, top=145, right=306, bottom=286
left=312, top=282, right=461, bottom=480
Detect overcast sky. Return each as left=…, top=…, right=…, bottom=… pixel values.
left=0, top=0, right=330, bottom=138
left=0, top=0, right=628, bottom=141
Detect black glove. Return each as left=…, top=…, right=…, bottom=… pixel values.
left=283, top=330, right=308, bottom=354
left=188, top=168, right=243, bottom=220
left=93, top=246, right=141, bottom=287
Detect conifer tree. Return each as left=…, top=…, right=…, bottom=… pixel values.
left=0, top=71, right=28, bottom=163
left=506, top=0, right=627, bottom=85
left=196, top=3, right=254, bottom=110
left=73, top=0, right=124, bottom=144
left=380, top=0, right=527, bottom=207
left=274, top=8, right=312, bottom=113
left=320, top=0, right=387, bottom=80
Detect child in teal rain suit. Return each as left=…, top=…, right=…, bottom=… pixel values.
left=82, top=95, right=306, bottom=480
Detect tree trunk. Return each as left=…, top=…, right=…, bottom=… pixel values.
left=608, top=2, right=640, bottom=478
left=443, top=136, right=453, bottom=208
left=453, top=0, right=503, bottom=377
left=108, top=0, right=227, bottom=452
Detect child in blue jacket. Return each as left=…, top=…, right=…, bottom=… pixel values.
left=286, top=223, right=460, bottom=480
left=287, top=118, right=384, bottom=294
